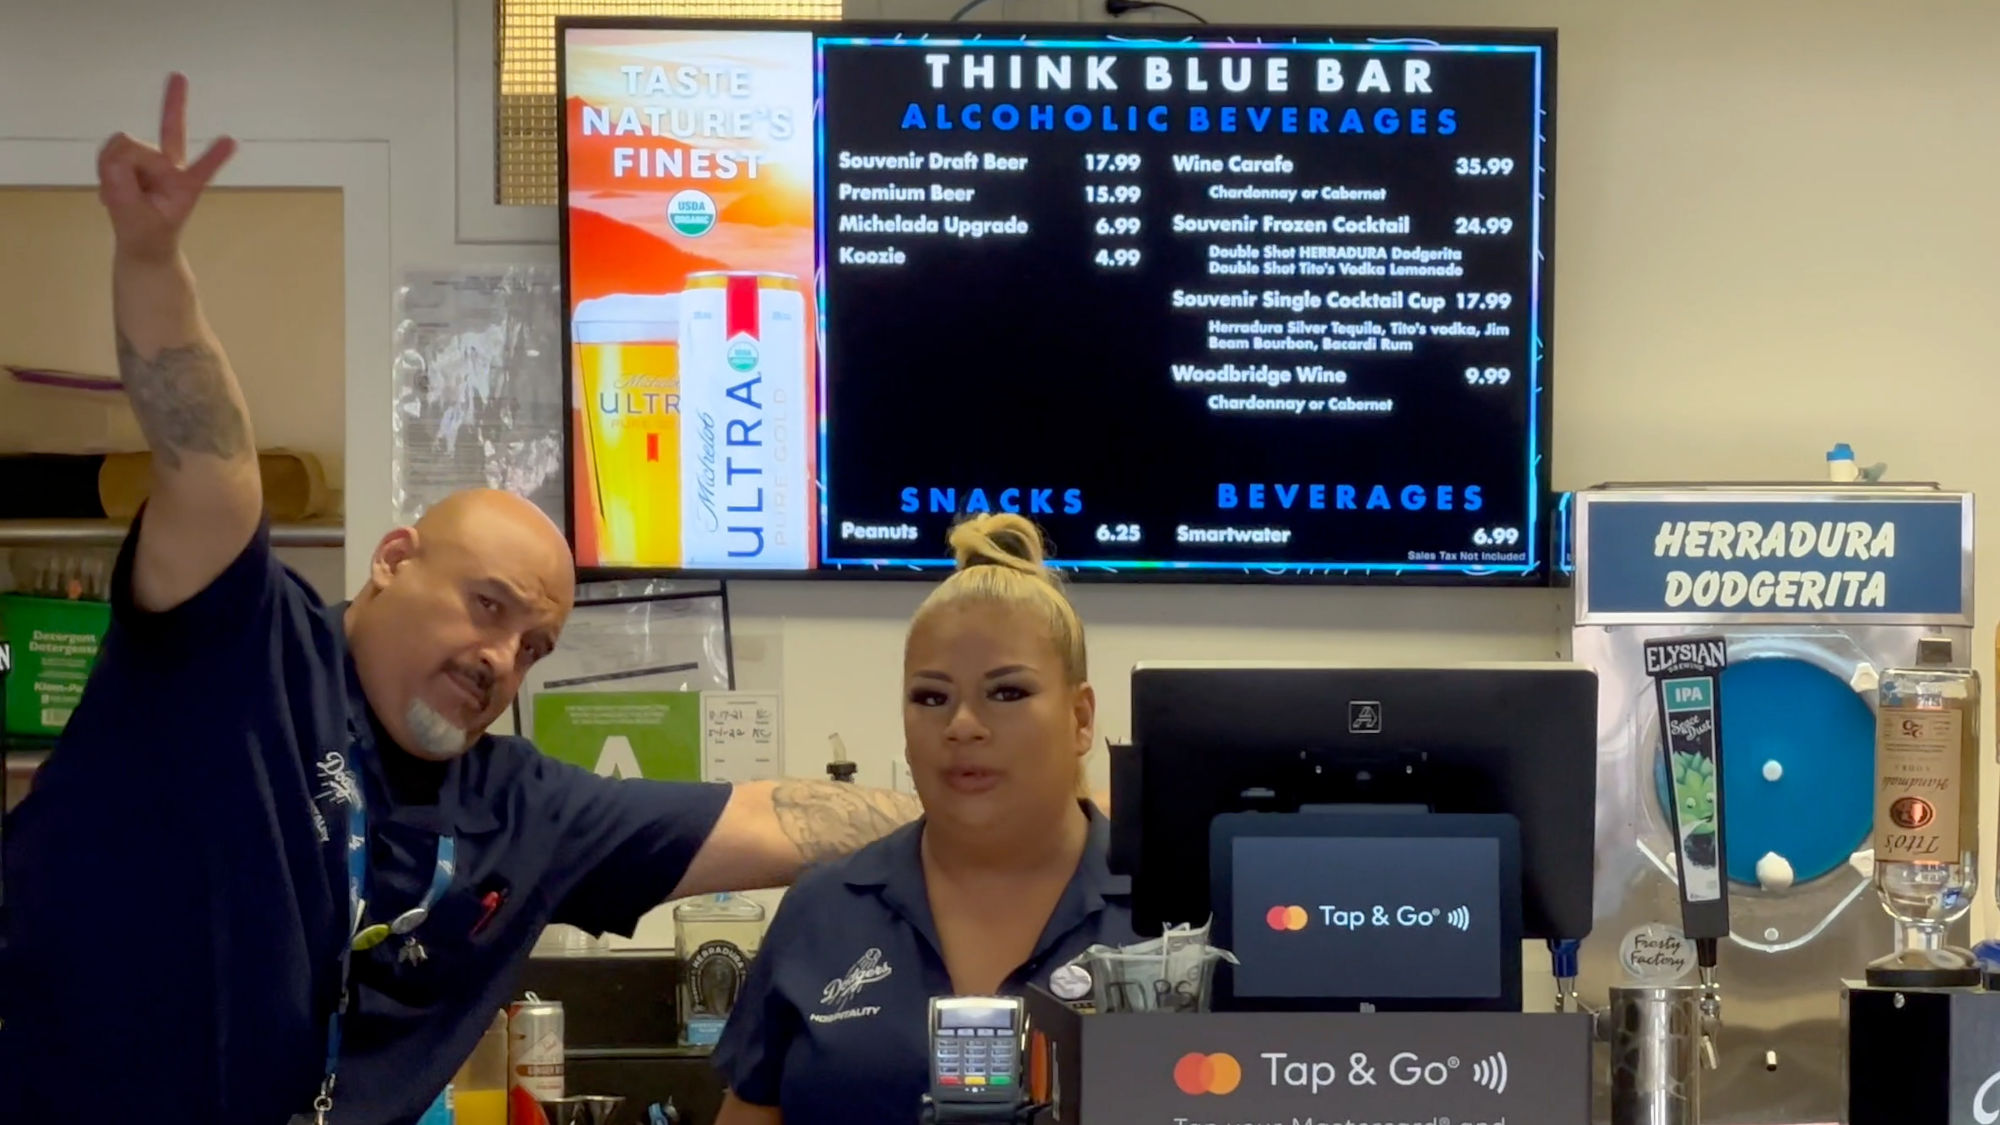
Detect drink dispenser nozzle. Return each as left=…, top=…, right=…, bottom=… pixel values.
left=1546, top=938, right=1588, bottom=1015
left=1643, top=635, right=1731, bottom=1070
left=827, top=732, right=858, bottom=784
left=1696, top=945, right=1722, bottom=1070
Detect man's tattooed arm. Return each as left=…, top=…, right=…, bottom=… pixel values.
left=116, top=330, right=251, bottom=471
left=769, top=780, right=924, bottom=864
left=671, top=780, right=924, bottom=898
left=113, top=253, right=264, bottom=612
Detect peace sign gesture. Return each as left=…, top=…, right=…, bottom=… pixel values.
left=97, top=73, right=237, bottom=263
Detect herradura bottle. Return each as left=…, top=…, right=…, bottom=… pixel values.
left=675, top=893, right=767, bottom=1045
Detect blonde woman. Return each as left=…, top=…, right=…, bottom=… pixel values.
left=712, top=515, right=1133, bottom=1125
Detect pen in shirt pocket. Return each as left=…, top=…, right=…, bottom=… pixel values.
left=471, top=881, right=510, bottom=937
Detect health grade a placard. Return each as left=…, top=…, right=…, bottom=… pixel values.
left=531, top=691, right=704, bottom=782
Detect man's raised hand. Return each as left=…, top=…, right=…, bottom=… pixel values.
left=97, top=73, right=236, bottom=263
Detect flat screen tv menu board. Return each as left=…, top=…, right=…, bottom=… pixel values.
left=558, top=20, right=1556, bottom=582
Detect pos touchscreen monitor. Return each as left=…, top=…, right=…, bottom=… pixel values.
left=1115, top=662, right=1597, bottom=942
left=1210, top=811, right=1524, bottom=1012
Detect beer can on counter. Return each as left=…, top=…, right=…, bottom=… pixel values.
left=572, top=294, right=683, bottom=569
left=677, top=271, right=813, bottom=571
left=507, top=995, right=564, bottom=1121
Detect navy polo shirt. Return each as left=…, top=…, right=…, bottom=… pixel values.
left=0, top=515, right=731, bottom=1125
left=712, top=804, right=1134, bottom=1125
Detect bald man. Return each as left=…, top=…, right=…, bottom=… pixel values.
left=0, top=75, right=919, bottom=1125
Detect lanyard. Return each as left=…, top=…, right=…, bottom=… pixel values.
left=315, top=754, right=457, bottom=1123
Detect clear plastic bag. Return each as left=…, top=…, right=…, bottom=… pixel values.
left=512, top=582, right=733, bottom=736
left=390, top=267, right=565, bottom=527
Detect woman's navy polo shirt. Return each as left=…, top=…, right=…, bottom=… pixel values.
left=712, top=804, right=1135, bottom=1125
left=0, top=515, right=731, bottom=1125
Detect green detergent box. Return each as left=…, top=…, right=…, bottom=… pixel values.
left=0, top=594, right=112, bottom=736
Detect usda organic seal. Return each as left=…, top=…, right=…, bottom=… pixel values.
left=1619, top=922, right=1697, bottom=984
left=668, top=189, right=718, bottom=237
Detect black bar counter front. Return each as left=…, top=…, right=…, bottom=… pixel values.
left=1846, top=982, right=2000, bottom=1125
left=1024, top=987, right=1592, bottom=1125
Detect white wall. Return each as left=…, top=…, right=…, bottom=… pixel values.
left=6, top=0, right=2000, bottom=940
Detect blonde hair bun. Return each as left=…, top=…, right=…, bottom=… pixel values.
left=947, top=513, right=1053, bottom=579
left=916, top=513, right=1086, bottom=687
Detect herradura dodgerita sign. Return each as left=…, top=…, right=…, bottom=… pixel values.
left=1574, top=488, right=1972, bottom=627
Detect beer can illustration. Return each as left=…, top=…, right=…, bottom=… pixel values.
left=677, top=271, right=813, bottom=570
left=507, top=996, right=564, bottom=1122
left=572, top=294, right=682, bottom=568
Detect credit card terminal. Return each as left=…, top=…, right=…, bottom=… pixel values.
left=921, top=996, right=1026, bottom=1123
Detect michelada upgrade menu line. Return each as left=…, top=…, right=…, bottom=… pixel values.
left=561, top=26, right=1555, bottom=580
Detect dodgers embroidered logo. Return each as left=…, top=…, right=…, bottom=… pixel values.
left=811, top=948, right=892, bottom=1024
left=315, top=751, right=360, bottom=808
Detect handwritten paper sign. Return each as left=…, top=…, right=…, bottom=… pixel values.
left=702, top=692, right=782, bottom=784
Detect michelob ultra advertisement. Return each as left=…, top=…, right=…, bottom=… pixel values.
left=563, top=27, right=818, bottom=571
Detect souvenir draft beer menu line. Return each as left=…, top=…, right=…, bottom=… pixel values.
left=559, top=23, right=1555, bottom=581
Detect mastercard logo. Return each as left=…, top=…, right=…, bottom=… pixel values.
left=1173, top=1052, right=1243, bottom=1096
left=1265, top=904, right=1309, bottom=931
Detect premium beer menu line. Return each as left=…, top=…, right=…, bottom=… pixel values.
left=560, top=25, right=1556, bottom=580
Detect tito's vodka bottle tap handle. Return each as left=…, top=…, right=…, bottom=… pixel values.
left=1866, top=635, right=1982, bottom=988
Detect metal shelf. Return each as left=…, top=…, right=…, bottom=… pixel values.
left=0, top=734, right=57, bottom=749
left=2, top=738, right=53, bottom=796
left=3, top=749, right=50, bottom=770
left=0, top=519, right=343, bottom=548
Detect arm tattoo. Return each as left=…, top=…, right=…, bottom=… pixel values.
left=116, top=331, right=250, bottom=471
left=770, top=780, right=923, bottom=864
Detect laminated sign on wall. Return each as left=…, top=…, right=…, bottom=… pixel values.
left=391, top=267, right=565, bottom=526
left=529, top=689, right=783, bottom=786
left=532, top=690, right=704, bottom=782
